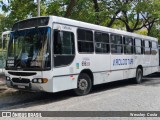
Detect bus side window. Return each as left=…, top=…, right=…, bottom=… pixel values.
left=124, top=36, right=133, bottom=54
left=77, top=29, right=94, bottom=53
left=54, top=30, right=75, bottom=55
left=54, top=30, right=62, bottom=54
left=53, top=30, right=75, bottom=67
left=151, top=41, right=158, bottom=55
left=95, top=32, right=109, bottom=53
left=144, top=40, right=151, bottom=55
left=135, top=38, right=142, bottom=54
left=110, top=34, right=123, bottom=54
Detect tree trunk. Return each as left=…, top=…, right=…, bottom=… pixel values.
left=64, top=0, right=75, bottom=18
left=92, top=0, right=99, bottom=25
left=107, top=10, right=121, bottom=27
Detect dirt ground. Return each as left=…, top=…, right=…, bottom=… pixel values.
left=0, top=76, right=17, bottom=96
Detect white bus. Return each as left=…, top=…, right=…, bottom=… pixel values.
left=0, top=31, right=10, bottom=74
left=5, top=16, right=159, bottom=95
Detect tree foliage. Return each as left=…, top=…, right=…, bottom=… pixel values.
left=1, top=0, right=160, bottom=41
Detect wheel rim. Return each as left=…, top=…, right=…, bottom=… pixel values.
left=78, top=79, right=88, bottom=90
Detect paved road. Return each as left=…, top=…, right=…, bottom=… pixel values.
left=0, top=72, right=160, bottom=120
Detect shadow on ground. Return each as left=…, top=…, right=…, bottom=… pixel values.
left=0, top=72, right=160, bottom=110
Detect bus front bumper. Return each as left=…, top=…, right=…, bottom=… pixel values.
left=6, top=81, right=45, bottom=91
left=6, top=80, right=49, bottom=92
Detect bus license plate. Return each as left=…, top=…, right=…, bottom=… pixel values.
left=18, top=86, right=25, bottom=89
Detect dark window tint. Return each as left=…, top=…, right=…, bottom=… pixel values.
left=77, top=29, right=93, bottom=42
left=95, top=32, right=109, bottom=53
left=53, top=30, right=75, bottom=67
left=77, top=29, right=94, bottom=53
left=78, top=41, right=94, bottom=52
left=86, top=31, right=93, bottom=41
left=12, top=17, right=49, bottom=31
left=95, top=32, right=109, bottom=43
left=111, top=35, right=122, bottom=44
left=111, top=34, right=123, bottom=53
left=111, top=45, right=123, bottom=53
left=101, top=33, right=109, bottom=43
left=54, top=31, right=75, bottom=55
left=77, top=29, right=85, bottom=40
left=95, top=43, right=109, bottom=53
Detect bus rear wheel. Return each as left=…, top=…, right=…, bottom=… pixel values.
left=134, top=68, right=143, bottom=84
left=74, top=73, right=92, bottom=96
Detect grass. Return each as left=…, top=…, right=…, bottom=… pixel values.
left=0, top=87, right=18, bottom=97
left=0, top=51, right=6, bottom=68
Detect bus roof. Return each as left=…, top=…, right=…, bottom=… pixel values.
left=12, top=16, right=158, bottom=41
left=49, top=16, right=157, bottom=41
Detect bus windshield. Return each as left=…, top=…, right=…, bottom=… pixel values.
left=6, top=27, right=51, bottom=70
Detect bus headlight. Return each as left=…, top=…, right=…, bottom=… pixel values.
left=32, top=78, right=48, bottom=83
left=38, top=79, right=42, bottom=83
left=6, top=76, right=11, bottom=81
left=32, top=79, right=37, bottom=83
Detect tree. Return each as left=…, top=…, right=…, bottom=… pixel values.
left=0, top=14, right=6, bottom=33
left=116, top=0, right=160, bottom=33
left=65, top=0, right=76, bottom=17
left=92, top=0, right=100, bottom=24
left=139, top=0, right=160, bottom=35
left=1, top=0, right=160, bottom=42
left=0, top=0, right=47, bottom=29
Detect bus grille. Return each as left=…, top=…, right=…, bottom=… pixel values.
left=8, top=72, right=37, bottom=76
left=12, top=78, right=30, bottom=83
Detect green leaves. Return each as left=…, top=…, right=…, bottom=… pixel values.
left=1, top=0, right=160, bottom=42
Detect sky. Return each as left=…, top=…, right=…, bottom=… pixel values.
left=0, top=0, right=8, bottom=14
left=0, top=0, right=38, bottom=15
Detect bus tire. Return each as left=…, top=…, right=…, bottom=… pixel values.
left=74, top=73, right=92, bottom=96
left=134, top=68, right=143, bottom=84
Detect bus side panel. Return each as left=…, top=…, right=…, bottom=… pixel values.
left=143, top=55, right=151, bottom=67
left=134, top=55, right=143, bottom=68
left=75, top=54, right=111, bottom=85
left=52, top=75, right=78, bottom=92
left=151, top=66, right=159, bottom=73
left=123, top=69, right=136, bottom=79
left=143, top=67, right=152, bottom=76
left=93, top=69, right=136, bottom=85
left=151, top=53, right=159, bottom=67
left=110, top=55, right=134, bottom=71
left=94, top=71, right=124, bottom=84
left=93, top=72, right=108, bottom=85
left=108, top=71, right=123, bottom=82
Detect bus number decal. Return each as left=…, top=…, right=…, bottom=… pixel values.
left=82, top=61, right=90, bottom=66
left=82, top=57, right=90, bottom=66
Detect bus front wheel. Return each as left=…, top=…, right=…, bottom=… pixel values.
left=74, top=73, right=92, bottom=96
